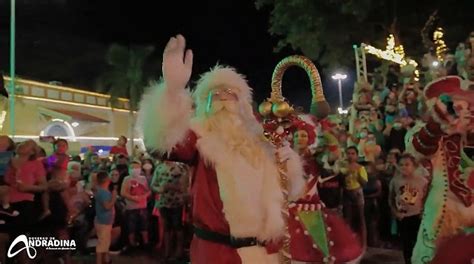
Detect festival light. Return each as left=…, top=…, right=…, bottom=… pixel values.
left=414, top=69, right=420, bottom=82
left=362, top=34, right=419, bottom=68
left=0, top=110, right=6, bottom=130
left=3, top=76, right=127, bottom=100
left=3, top=76, right=131, bottom=112
left=432, top=61, right=440, bottom=67
left=331, top=73, right=347, bottom=80
left=433, top=27, right=448, bottom=62
left=50, top=118, right=76, bottom=141
left=337, top=107, right=348, bottom=115
left=9, top=135, right=143, bottom=141
left=363, top=44, right=405, bottom=65
left=332, top=73, right=347, bottom=111
left=16, top=95, right=134, bottom=113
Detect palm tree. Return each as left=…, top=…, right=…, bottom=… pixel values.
left=98, top=44, right=155, bottom=156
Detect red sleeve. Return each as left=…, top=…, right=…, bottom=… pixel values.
left=111, top=146, right=129, bottom=157
left=162, top=130, right=198, bottom=166
left=412, top=117, right=444, bottom=156
left=110, top=146, right=118, bottom=154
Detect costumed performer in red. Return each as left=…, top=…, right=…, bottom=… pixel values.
left=406, top=76, right=474, bottom=263
left=289, top=117, right=363, bottom=263
left=137, top=35, right=306, bottom=264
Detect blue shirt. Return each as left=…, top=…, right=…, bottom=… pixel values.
left=95, top=187, right=115, bottom=225
left=0, top=151, right=14, bottom=177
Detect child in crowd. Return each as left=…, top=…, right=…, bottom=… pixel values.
left=342, top=146, right=368, bottom=247
left=121, top=160, right=151, bottom=251
left=0, top=135, right=19, bottom=224
left=363, top=162, right=382, bottom=247
left=110, top=136, right=128, bottom=158
left=95, top=171, right=117, bottom=264
left=389, top=154, right=428, bottom=264
left=41, top=139, right=70, bottom=219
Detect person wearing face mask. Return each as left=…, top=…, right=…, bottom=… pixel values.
left=141, top=158, right=155, bottom=185
left=363, top=133, right=382, bottom=163
left=120, top=160, right=151, bottom=252
left=355, top=128, right=369, bottom=161
left=384, top=118, right=408, bottom=153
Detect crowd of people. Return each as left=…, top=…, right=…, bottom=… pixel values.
left=0, top=135, right=192, bottom=264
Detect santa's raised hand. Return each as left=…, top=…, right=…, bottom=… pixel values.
left=162, top=34, right=193, bottom=90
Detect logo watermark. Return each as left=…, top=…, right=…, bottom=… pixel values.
left=7, top=235, right=76, bottom=259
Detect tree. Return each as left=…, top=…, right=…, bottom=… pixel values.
left=97, top=44, right=155, bottom=156
left=255, top=0, right=474, bottom=71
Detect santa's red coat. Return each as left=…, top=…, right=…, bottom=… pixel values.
left=165, top=131, right=281, bottom=263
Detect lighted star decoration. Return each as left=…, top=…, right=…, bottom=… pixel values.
left=362, top=34, right=419, bottom=80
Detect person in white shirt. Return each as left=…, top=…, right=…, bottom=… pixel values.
left=121, top=160, right=151, bottom=251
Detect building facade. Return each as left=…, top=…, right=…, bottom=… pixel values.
left=0, top=76, right=143, bottom=155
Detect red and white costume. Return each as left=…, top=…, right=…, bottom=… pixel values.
left=137, top=66, right=305, bottom=264
left=406, top=76, right=474, bottom=263
left=288, top=119, right=363, bottom=263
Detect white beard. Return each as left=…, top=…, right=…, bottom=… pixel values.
left=202, top=100, right=265, bottom=167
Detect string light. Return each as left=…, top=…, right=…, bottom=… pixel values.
left=362, top=35, right=418, bottom=71
left=16, top=95, right=135, bottom=113
left=2, top=76, right=131, bottom=111
left=414, top=69, right=420, bottom=82
left=386, top=34, right=396, bottom=51
left=394, top=44, right=405, bottom=58
left=433, top=27, right=448, bottom=62
left=0, top=111, right=6, bottom=130
left=363, top=44, right=405, bottom=64
left=9, top=134, right=143, bottom=141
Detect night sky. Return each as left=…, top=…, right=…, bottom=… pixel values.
left=0, top=0, right=351, bottom=110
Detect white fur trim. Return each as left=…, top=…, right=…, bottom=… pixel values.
left=193, top=65, right=253, bottom=117
left=237, top=246, right=278, bottom=264
left=191, top=120, right=285, bottom=242
left=404, top=121, right=427, bottom=160
left=136, top=80, right=193, bottom=153
left=286, top=151, right=306, bottom=201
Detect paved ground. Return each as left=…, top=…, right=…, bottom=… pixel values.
left=71, top=247, right=404, bottom=264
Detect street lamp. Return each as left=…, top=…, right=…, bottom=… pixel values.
left=331, top=73, right=347, bottom=112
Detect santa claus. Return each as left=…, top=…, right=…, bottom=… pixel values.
left=406, top=75, right=474, bottom=263
left=137, top=35, right=305, bottom=263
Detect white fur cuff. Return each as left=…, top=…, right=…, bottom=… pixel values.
left=286, top=150, right=306, bottom=201
left=136, top=80, right=193, bottom=153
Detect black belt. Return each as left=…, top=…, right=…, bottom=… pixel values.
left=193, top=226, right=264, bottom=248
